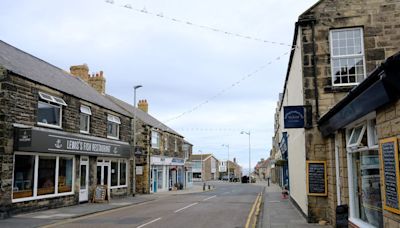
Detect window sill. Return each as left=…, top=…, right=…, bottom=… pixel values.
left=12, top=191, right=74, bottom=203
left=80, top=130, right=89, bottom=134
left=37, top=122, right=62, bottom=129
left=110, top=185, right=128, bottom=189
left=324, top=85, right=355, bottom=93
left=107, top=136, right=120, bottom=140
left=348, top=217, right=376, bottom=228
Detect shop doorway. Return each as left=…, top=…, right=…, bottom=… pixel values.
left=79, top=156, right=89, bottom=202
left=151, top=168, right=157, bottom=193
left=97, top=159, right=110, bottom=188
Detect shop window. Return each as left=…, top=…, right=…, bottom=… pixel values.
left=37, top=156, right=56, bottom=196
left=13, top=155, right=35, bottom=199
left=12, top=154, right=74, bottom=202
left=111, top=161, right=118, bottom=186
left=80, top=105, right=91, bottom=134
left=110, top=159, right=127, bottom=188
left=151, top=130, right=160, bottom=149
left=347, top=118, right=383, bottom=227
left=107, top=114, right=120, bottom=139
left=58, top=157, right=73, bottom=193
left=120, top=161, right=126, bottom=186
left=330, top=28, right=366, bottom=86
left=37, top=92, right=66, bottom=128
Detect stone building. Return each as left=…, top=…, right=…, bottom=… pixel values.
left=105, top=95, right=189, bottom=194
left=271, top=0, right=400, bottom=226
left=0, top=41, right=133, bottom=218
left=219, top=158, right=242, bottom=181
left=190, top=154, right=219, bottom=181
left=319, top=52, right=400, bottom=228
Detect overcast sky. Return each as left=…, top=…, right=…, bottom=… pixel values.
left=1, top=0, right=318, bottom=173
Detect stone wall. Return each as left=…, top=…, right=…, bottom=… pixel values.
left=0, top=71, right=132, bottom=217
left=299, top=0, right=400, bottom=224
left=376, top=99, right=400, bottom=227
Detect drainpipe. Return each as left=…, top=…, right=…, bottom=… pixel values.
left=334, top=136, right=341, bottom=205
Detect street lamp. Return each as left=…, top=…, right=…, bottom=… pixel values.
left=198, top=150, right=203, bottom=182
left=241, top=131, right=251, bottom=183
left=132, top=85, right=142, bottom=196
left=221, top=144, right=230, bottom=182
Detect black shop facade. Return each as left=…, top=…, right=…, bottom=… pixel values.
left=9, top=125, right=131, bottom=214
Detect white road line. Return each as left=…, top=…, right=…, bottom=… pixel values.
left=174, top=203, right=198, bottom=213
left=202, top=195, right=217, bottom=201
left=137, top=217, right=162, bottom=228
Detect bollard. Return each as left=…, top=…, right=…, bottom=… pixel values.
left=208, top=185, right=210, bottom=190
left=203, top=182, right=206, bottom=191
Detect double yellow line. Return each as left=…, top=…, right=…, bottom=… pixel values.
left=245, top=191, right=263, bottom=228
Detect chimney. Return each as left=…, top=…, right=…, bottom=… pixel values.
left=138, top=99, right=148, bottom=113
left=70, top=64, right=106, bottom=94
left=70, top=64, right=90, bottom=82
left=88, top=71, right=106, bottom=94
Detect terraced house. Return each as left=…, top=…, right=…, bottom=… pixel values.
left=0, top=41, right=133, bottom=218
left=271, top=0, right=400, bottom=227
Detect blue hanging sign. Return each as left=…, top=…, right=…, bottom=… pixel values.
left=284, top=106, right=305, bottom=128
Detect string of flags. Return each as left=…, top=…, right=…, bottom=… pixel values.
left=104, top=0, right=295, bottom=48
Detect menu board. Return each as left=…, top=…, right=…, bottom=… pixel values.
left=93, top=185, right=108, bottom=203
left=307, top=161, right=327, bottom=196
left=380, top=137, right=400, bottom=214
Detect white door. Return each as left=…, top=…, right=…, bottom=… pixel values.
left=79, top=156, right=89, bottom=202
left=97, top=159, right=111, bottom=189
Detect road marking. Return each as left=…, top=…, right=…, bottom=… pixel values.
left=137, top=217, right=162, bottom=228
left=174, top=202, right=198, bottom=213
left=202, top=195, right=216, bottom=201
left=245, top=192, right=262, bottom=228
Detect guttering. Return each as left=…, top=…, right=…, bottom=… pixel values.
left=318, top=52, right=400, bottom=136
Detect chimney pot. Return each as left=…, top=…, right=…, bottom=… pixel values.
left=138, top=99, right=149, bottom=113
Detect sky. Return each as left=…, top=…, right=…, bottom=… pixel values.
left=0, top=0, right=318, bottom=173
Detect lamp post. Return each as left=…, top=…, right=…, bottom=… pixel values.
left=198, top=150, right=203, bottom=182
left=241, top=131, right=251, bottom=183
left=132, top=85, right=142, bottom=195
left=222, top=144, right=230, bottom=182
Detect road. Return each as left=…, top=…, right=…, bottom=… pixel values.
left=42, top=182, right=263, bottom=228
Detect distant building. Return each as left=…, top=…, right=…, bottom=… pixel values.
left=189, top=154, right=219, bottom=181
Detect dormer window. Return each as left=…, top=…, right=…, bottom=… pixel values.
left=37, top=92, right=66, bottom=128
left=107, top=114, right=120, bottom=139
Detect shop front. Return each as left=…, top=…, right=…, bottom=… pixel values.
left=150, top=156, right=185, bottom=193
left=12, top=126, right=131, bottom=211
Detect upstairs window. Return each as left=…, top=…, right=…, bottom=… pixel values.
left=107, top=115, right=120, bottom=139
left=174, top=139, right=178, bottom=152
left=164, top=137, right=168, bottom=151
left=330, top=28, right=366, bottom=86
left=37, top=92, right=66, bottom=128
left=80, top=105, right=91, bottom=134
left=151, top=130, right=160, bottom=149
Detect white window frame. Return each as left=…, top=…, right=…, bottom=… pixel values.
left=80, top=105, right=91, bottom=134
left=329, top=27, right=366, bottom=86
left=107, top=114, right=120, bottom=140
left=346, top=113, right=381, bottom=228
left=37, top=101, right=63, bottom=129
left=174, top=139, right=178, bottom=152
left=151, top=130, right=160, bottom=149
left=12, top=152, right=75, bottom=203
left=39, top=92, right=67, bottom=106
left=110, top=159, right=128, bottom=189
left=346, top=124, right=366, bottom=149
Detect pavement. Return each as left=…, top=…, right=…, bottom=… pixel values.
left=0, top=183, right=213, bottom=228
left=256, top=181, right=332, bottom=228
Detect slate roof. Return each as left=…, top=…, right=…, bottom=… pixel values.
left=189, top=154, right=213, bottom=161
left=0, top=40, right=131, bottom=117
left=105, top=94, right=182, bottom=137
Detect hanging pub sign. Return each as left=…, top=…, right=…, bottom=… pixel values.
left=379, top=137, right=400, bottom=214
left=307, top=161, right=327, bottom=196
left=283, top=106, right=312, bottom=129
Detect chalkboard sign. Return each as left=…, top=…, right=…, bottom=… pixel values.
left=307, top=161, right=327, bottom=196
left=93, top=185, right=108, bottom=203
left=380, top=137, right=400, bottom=214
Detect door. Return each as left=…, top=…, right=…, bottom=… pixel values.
left=79, top=156, right=89, bottom=202
left=153, top=168, right=158, bottom=193
left=97, top=159, right=110, bottom=189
